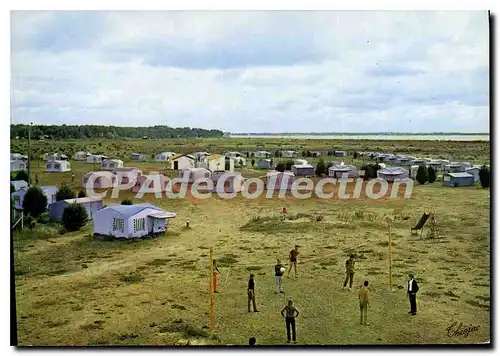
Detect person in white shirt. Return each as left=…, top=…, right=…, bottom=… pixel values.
left=407, top=273, right=419, bottom=316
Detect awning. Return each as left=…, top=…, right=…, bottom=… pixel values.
left=148, top=212, right=177, bottom=219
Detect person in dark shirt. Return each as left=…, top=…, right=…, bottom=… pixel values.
left=343, top=254, right=356, bottom=291
left=407, top=273, right=419, bottom=315
left=281, top=299, right=300, bottom=343
left=288, top=245, right=299, bottom=278
left=248, top=273, right=259, bottom=312
left=274, top=259, right=284, bottom=293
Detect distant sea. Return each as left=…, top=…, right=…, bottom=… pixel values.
left=229, top=134, right=490, bottom=141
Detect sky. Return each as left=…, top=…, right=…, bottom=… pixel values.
left=10, top=11, right=489, bottom=133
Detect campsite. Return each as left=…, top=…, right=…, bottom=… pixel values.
left=11, top=137, right=490, bottom=346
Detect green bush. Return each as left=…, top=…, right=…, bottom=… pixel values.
left=479, top=166, right=490, bottom=188
left=121, top=198, right=133, bottom=205
left=77, top=189, right=87, bottom=198
left=360, top=163, right=381, bottom=179
left=275, top=163, right=285, bottom=172
left=416, top=165, right=429, bottom=184
left=10, top=183, right=15, bottom=193
left=25, top=215, right=36, bottom=230
left=315, top=159, right=326, bottom=176
left=56, top=184, right=76, bottom=201
left=428, top=166, right=437, bottom=183
left=14, top=170, right=29, bottom=183
left=37, top=212, right=50, bottom=224
left=22, top=187, right=48, bottom=218
left=285, top=160, right=294, bottom=171
left=61, top=203, right=88, bottom=232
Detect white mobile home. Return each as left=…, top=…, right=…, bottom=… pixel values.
left=377, top=167, right=409, bottom=181
left=230, top=156, right=247, bottom=168
left=43, top=153, right=65, bottom=161
left=87, top=154, right=108, bottom=164
left=49, top=197, right=104, bottom=221
left=93, top=203, right=176, bottom=239
left=130, top=153, right=147, bottom=161
left=328, top=164, right=357, bottom=178
left=113, top=167, right=142, bottom=185
left=179, top=168, right=211, bottom=183
left=257, top=159, right=273, bottom=169
left=101, top=159, right=124, bottom=171
left=11, top=185, right=59, bottom=210
left=46, top=160, right=71, bottom=173
left=155, top=152, right=176, bottom=161
left=253, top=151, right=271, bottom=158
left=281, top=150, right=298, bottom=158
left=291, top=164, right=315, bottom=176
left=11, top=180, right=28, bottom=191
left=170, top=154, right=196, bottom=170
left=226, top=151, right=242, bottom=158
left=11, top=160, right=27, bottom=172
left=82, top=171, right=117, bottom=189
left=293, top=159, right=308, bottom=166
left=211, top=173, right=245, bottom=193
left=202, top=154, right=233, bottom=172
left=10, top=153, right=23, bottom=161
left=464, top=167, right=480, bottom=183
left=75, top=151, right=91, bottom=160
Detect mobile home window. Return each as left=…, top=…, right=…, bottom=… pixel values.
left=133, top=218, right=146, bottom=231
left=113, top=218, right=125, bottom=232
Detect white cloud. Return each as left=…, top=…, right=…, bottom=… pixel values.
left=10, top=10, right=489, bottom=132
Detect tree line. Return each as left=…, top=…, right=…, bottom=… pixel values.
left=10, top=124, right=224, bottom=140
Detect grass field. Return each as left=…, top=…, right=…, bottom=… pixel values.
left=12, top=139, right=491, bottom=346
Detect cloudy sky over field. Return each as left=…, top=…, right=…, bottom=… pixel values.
left=11, top=11, right=489, bottom=132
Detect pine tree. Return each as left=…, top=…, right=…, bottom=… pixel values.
left=416, top=165, right=429, bottom=184
left=14, top=170, right=29, bottom=182
left=22, top=187, right=48, bottom=218
left=427, top=166, right=437, bottom=183
left=479, top=165, right=490, bottom=188
left=56, top=184, right=76, bottom=201
left=61, top=203, right=88, bottom=232
left=315, top=159, right=326, bottom=176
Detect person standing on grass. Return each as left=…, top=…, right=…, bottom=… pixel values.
left=35, top=174, right=39, bottom=186
left=288, top=245, right=299, bottom=278
left=358, top=280, right=370, bottom=325
left=248, top=273, right=259, bottom=312
left=212, top=259, right=222, bottom=293
left=281, top=299, right=299, bottom=344
left=407, top=273, right=419, bottom=316
left=281, top=207, right=287, bottom=220
left=274, top=259, right=285, bottom=293
left=343, top=254, right=356, bottom=291
left=71, top=173, right=75, bottom=183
